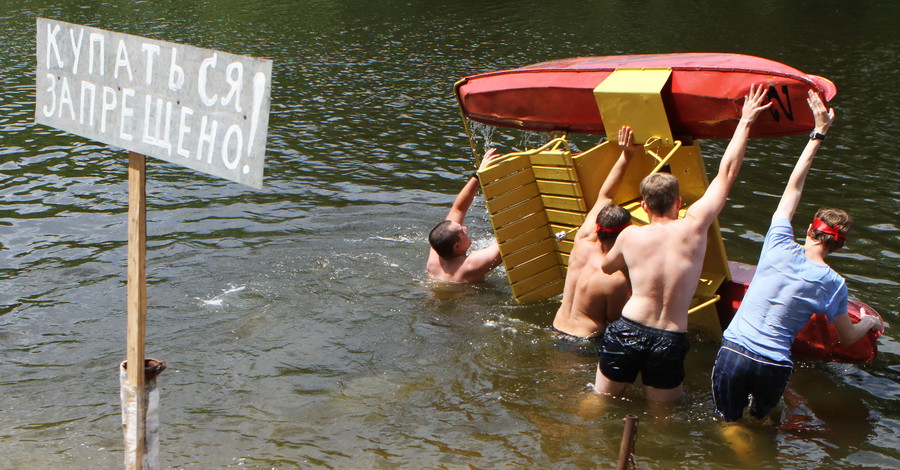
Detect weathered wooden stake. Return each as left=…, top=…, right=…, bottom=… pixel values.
left=126, top=151, right=148, bottom=469
left=616, top=414, right=639, bottom=470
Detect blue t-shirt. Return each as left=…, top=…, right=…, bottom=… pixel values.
left=722, top=218, right=847, bottom=364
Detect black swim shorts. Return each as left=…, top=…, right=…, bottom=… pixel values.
left=599, top=316, right=689, bottom=389
left=550, top=326, right=603, bottom=357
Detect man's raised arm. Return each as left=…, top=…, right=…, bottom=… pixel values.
left=686, top=84, right=772, bottom=226
left=445, top=148, right=499, bottom=224
left=576, top=126, right=640, bottom=239
left=772, top=91, right=835, bottom=223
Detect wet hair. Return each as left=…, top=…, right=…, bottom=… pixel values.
left=640, top=173, right=680, bottom=216
left=595, top=204, right=632, bottom=241
left=429, top=219, right=462, bottom=258
left=809, top=208, right=851, bottom=253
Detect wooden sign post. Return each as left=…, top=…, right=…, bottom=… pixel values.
left=126, top=151, right=148, bottom=466
left=35, top=18, right=272, bottom=469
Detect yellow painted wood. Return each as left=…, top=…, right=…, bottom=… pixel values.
left=549, top=224, right=578, bottom=241
left=486, top=184, right=541, bottom=214
left=593, top=68, right=675, bottom=145
left=534, top=166, right=577, bottom=181
left=503, top=238, right=558, bottom=267
left=478, top=155, right=531, bottom=183
left=545, top=209, right=585, bottom=227
left=530, top=151, right=571, bottom=166
left=507, top=251, right=559, bottom=279
left=491, top=196, right=546, bottom=228
left=498, top=227, right=551, bottom=256
left=541, top=194, right=586, bottom=212
left=556, top=239, right=574, bottom=254
left=481, top=170, right=536, bottom=200
left=516, top=278, right=565, bottom=303
left=494, top=212, right=549, bottom=242
left=537, top=180, right=582, bottom=197
left=511, top=265, right=564, bottom=297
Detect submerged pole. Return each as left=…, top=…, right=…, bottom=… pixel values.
left=616, top=414, right=639, bottom=470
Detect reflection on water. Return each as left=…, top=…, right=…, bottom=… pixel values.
left=1, top=0, right=899, bottom=468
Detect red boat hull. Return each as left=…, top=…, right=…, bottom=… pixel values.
left=716, top=262, right=882, bottom=364
left=457, top=53, right=837, bottom=139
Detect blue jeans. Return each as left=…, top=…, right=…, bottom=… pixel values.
left=711, top=339, right=793, bottom=421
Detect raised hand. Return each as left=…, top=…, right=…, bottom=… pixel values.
left=741, top=84, right=773, bottom=124
left=807, top=90, right=836, bottom=134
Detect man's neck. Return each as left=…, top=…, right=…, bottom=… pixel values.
left=804, top=241, right=829, bottom=265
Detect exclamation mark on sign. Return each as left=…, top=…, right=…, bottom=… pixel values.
left=244, top=71, right=266, bottom=175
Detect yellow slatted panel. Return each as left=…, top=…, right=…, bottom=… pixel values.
left=530, top=151, right=570, bottom=166
left=503, top=238, right=558, bottom=267
left=560, top=252, right=570, bottom=265
left=494, top=212, right=549, bottom=242
left=549, top=224, right=579, bottom=241
left=480, top=170, right=536, bottom=200
left=541, top=195, right=586, bottom=212
left=534, top=166, right=577, bottom=181
left=486, top=184, right=541, bottom=214
left=511, top=266, right=564, bottom=298
left=537, top=180, right=583, bottom=197
left=507, top=251, right=559, bottom=280
left=478, top=156, right=531, bottom=183
left=498, top=227, right=551, bottom=256
left=516, top=278, right=565, bottom=303
left=556, top=239, right=574, bottom=255
left=491, top=196, right=545, bottom=228
left=546, top=209, right=585, bottom=227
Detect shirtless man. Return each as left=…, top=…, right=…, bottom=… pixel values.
left=427, top=149, right=503, bottom=283
left=552, top=126, right=639, bottom=342
left=595, top=84, right=772, bottom=402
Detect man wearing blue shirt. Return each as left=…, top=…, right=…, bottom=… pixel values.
left=711, top=91, right=884, bottom=423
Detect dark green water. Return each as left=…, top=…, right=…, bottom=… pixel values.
left=1, top=1, right=898, bottom=468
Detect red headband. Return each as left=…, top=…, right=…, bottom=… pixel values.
left=597, top=221, right=631, bottom=235
left=811, top=218, right=844, bottom=242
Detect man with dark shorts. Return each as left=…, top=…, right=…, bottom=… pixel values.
left=551, top=126, right=639, bottom=350
left=595, top=85, right=773, bottom=402
left=711, top=91, right=884, bottom=422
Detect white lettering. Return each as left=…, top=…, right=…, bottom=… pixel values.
left=69, top=28, right=84, bottom=74
left=221, top=124, right=242, bottom=170
left=79, top=81, right=97, bottom=125
left=57, top=76, right=76, bottom=121
left=46, top=23, right=63, bottom=69
left=119, top=88, right=135, bottom=141
left=89, top=33, right=105, bottom=76
left=168, top=47, right=185, bottom=91
left=247, top=71, right=266, bottom=156
left=114, top=39, right=133, bottom=82
left=142, top=95, right=173, bottom=154
left=221, top=61, right=243, bottom=111
left=100, top=86, right=117, bottom=133
left=141, top=43, right=160, bottom=86
left=198, top=53, right=218, bottom=107
left=41, top=73, right=57, bottom=118
left=197, top=115, right=218, bottom=163
left=177, top=106, right=193, bottom=157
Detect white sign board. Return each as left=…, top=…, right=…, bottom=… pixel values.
left=35, top=18, right=272, bottom=189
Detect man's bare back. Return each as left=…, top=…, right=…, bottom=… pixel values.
left=553, top=235, right=629, bottom=338
left=552, top=127, right=638, bottom=339
left=609, top=215, right=709, bottom=332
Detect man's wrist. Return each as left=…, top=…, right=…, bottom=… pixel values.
left=809, top=130, right=827, bottom=141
